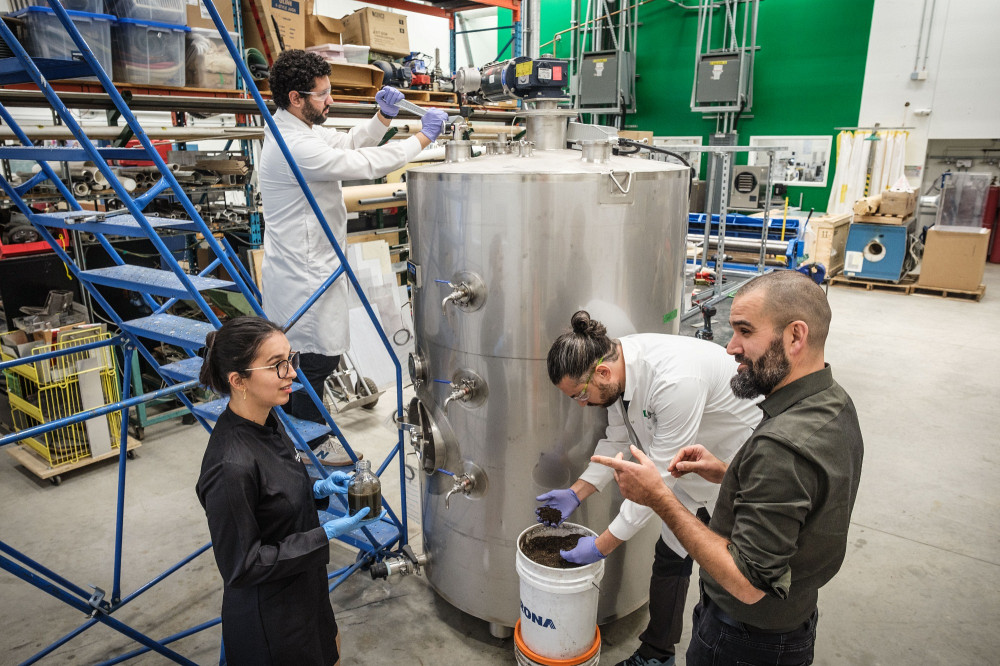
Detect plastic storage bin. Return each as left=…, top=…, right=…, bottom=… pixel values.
left=9, top=7, right=114, bottom=81
left=107, top=0, right=184, bottom=25
left=342, top=44, right=370, bottom=65
left=112, top=17, right=188, bottom=87
left=185, top=27, right=237, bottom=89
left=9, top=0, right=104, bottom=14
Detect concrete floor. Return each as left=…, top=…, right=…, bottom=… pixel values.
left=1, top=265, right=999, bottom=665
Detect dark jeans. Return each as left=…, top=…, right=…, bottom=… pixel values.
left=637, top=538, right=693, bottom=660
left=686, top=592, right=818, bottom=666
left=638, top=509, right=711, bottom=660
left=284, top=352, right=339, bottom=449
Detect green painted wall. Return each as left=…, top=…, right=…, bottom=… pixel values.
left=504, top=0, right=874, bottom=211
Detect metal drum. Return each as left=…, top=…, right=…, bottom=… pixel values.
left=406, top=134, right=689, bottom=633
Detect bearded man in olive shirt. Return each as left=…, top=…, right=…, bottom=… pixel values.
left=594, top=270, right=863, bottom=666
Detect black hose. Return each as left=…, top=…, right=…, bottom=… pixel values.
left=617, top=137, right=695, bottom=197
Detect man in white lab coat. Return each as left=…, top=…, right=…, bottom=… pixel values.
left=540, top=311, right=761, bottom=666
left=259, top=50, right=447, bottom=464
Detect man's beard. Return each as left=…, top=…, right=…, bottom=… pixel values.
left=303, top=103, right=328, bottom=126
left=730, top=336, right=791, bottom=399
left=590, top=379, right=625, bottom=408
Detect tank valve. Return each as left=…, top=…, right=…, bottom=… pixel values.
left=441, top=281, right=473, bottom=315
left=444, top=472, right=475, bottom=509
left=370, top=544, right=428, bottom=580
left=443, top=378, right=477, bottom=410
left=437, top=271, right=487, bottom=315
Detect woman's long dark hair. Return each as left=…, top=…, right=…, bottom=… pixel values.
left=199, top=316, right=283, bottom=395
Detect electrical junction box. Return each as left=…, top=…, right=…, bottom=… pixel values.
left=579, top=50, right=634, bottom=107
left=843, top=222, right=913, bottom=282
left=729, top=166, right=768, bottom=210
left=695, top=51, right=746, bottom=105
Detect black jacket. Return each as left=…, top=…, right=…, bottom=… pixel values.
left=196, top=406, right=337, bottom=665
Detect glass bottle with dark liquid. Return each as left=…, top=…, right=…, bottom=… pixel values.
left=347, top=459, right=381, bottom=518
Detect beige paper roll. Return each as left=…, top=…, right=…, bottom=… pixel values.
left=343, top=183, right=408, bottom=212
left=853, top=194, right=882, bottom=216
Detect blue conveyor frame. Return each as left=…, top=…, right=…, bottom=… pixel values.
left=0, top=1, right=410, bottom=662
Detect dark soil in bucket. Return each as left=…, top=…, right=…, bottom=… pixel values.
left=522, top=535, right=585, bottom=569
left=537, top=506, right=562, bottom=525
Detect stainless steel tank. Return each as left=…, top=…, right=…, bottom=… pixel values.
left=406, top=119, right=689, bottom=635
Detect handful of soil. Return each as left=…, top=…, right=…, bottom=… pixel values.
left=522, top=534, right=585, bottom=569
left=537, top=506, right=562, bottom=526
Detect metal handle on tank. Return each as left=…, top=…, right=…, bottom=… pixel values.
left=608, top=171, right=633, bottom=195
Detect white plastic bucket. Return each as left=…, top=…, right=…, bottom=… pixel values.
left=516, top=522, right=605, bottom=661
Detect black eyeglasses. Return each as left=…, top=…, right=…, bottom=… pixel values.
left=243, top=351, right=300, bottom=378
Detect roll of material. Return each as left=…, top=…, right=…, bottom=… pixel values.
left=343, top=183, right=407, bottom=212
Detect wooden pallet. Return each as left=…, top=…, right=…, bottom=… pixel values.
left=830, top=274, right=916, bottom=293
left=853, top=213, right=915, bottom=226
left=427, top=91, right=457, bottom=104
left=911, top=283, right=987, bottom=302
left=830, top=274, right=987, bottom=302
left=401, top=89, right=431, bottom=102
left=5, top=437, right=141, bottom=485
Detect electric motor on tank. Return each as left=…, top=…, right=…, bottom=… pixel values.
left=455, top=56, right=568, bottom=103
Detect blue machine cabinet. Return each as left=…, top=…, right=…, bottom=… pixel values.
left=843, top=221, right=914, bottom=282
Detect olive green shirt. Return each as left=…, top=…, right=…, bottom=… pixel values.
left=701, top=365, right=864, bottom=631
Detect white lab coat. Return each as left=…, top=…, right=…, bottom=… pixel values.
left=259, top=109, right=424, bottom=355
left=578, top=334, right=762, bottom=557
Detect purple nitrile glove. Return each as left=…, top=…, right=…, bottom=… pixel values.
left=375, top=86, right=405, bottom=118
left=313, top=470, right=352, bottom=499
left=419, top=109, right=449, bottom=142
left=535, top=488, right=580, bottom=526
left=322, top=507, right=370, bottom=539
left=560, top=536, right=606, bottom=565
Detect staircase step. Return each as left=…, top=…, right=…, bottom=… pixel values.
left=0, top=145, right=152, bottom=161
left=160, top=356, right=303, bottom=392
left=0, top=57, right=95, bottom=85
left=81, top=265, right=235, bottom=299
left=121, top=314, right=214, bottom=349
left=159, top=356, right=206, bottom=383
left=32, top=211, right=200, bottom=236
left=191, top=397, right=330, bottom=442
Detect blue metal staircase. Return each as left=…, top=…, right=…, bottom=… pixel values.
left=0, top=2, right=410, bottom=662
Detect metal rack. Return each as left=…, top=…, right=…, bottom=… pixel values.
left=0, top=1, right=412, bottom=662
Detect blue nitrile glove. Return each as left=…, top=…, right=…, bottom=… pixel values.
left=419, top=109, right=449, bottom=142
left=560, top=536, right=607, bottom=565
left=375, top=86, right=405, bottom=118
left=535, top=488, right=580, bottom=526
left=313, top=471, right=352, bottom=499
left=322, top=507, right=370, bottom=539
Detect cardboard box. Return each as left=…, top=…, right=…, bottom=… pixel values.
left=0, top=330, right=43, bottom=360
left=618, top=130, right=654, bottom=144
left=804, top=212, right=851, bottom=275
left=917, top=227, right=990, bottom=291
left=241, top=0, right=341, bottom=64
left=328, top=62, right=383, bottom=91
left=305, top=13, right=343, bottom=48
left=241, top=0, right=304, bottom=58
left=879, top=190, right=916, bottom=217
left=186, top=0, right=235, bottom=31
left=341, top=7, right=409, bottom=57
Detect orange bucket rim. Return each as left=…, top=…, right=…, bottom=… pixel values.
left=513, top=619, right=601, bottom=665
